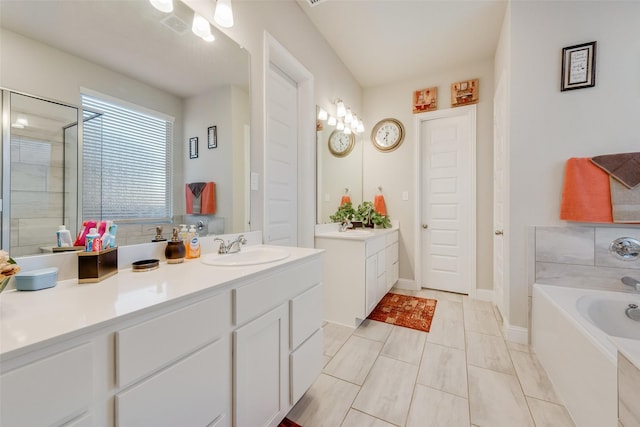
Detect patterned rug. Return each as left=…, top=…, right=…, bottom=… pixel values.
left=367, top=292, right=438, bottom=332
left=278, top=418, right=302, bottom=427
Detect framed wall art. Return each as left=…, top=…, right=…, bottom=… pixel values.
left=451, top=79, right=479, bottom=107
left=189, top=137, right=198, bottom=159
left=207, top=125, right=217, bottom=149
left=561, top=41, right=596, bottom=91
left=412, top=87, right=437, bottom=113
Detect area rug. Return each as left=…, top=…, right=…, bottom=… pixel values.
left=367, top=292, right=438, bottom=332
left=278, top=418, right=302, bottom=427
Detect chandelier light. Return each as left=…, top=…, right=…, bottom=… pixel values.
left=214, top=0, right=234, bottom=28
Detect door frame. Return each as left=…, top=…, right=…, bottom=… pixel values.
left=414, top=105, right=477, bottom=297
left=263, top=32, right=315, bottom=248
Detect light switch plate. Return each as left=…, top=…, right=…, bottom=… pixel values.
left=402, top=191, right=409, bottom=201
left=250, top=172, right=259, bottom=191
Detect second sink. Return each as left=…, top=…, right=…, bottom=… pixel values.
left=201, top=246, right=290, bottom=266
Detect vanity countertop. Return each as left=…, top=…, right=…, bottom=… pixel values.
left=0, top=244, right=322, bottom=359
left=315, top=224, right=399, bottom=241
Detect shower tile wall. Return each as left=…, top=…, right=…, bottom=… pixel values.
left=533, top=226, right=640, bottom=293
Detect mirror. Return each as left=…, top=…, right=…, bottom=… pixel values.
left=0, top=0, right=250, bottom=256
left=316, top=106, right=363, bottom=223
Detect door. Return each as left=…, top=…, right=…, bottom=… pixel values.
left=420, top=106, right=476, bottom=294
left=265, top=64, right=298, bottom=246
left=493, top=76, right=508, bottom=316
left=234, top=303, right=289, bottom=427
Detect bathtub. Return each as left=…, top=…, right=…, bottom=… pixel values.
left=532, top=284, right=640, bottom=427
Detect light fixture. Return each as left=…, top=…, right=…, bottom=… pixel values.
left=192, top=12, right=215, bottom=42
left=344, top=108, right=353, bottom=124
left=344, top=126, right=352, bottom=135
left=336, top=121, right=345, bottom=131
left=317, top=108, right=328, bottom=121
left=356, top=119, right=364, bottom=134
left=16, top=117, right=28, bottom=127
left=214, top=0, right=234, bottom=28
left=149, top=0, right=173, bottom=13
left=327, top=115, right=336, bottom=126
left=335, top=99, right=346, bottom=117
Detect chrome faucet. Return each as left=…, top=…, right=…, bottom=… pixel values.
left=339, top=219, right=353, bottom=232
left=622, top=276, right=640, bottom=292
left=215, top=234, right=247, bottom=254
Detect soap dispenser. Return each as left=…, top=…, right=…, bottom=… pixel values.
left=165, top=227, right=186, bottom=264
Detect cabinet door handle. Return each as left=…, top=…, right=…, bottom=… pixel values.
left=422, top=224, right=429, bottom=229
left=495, top=230, right=504, bottom=236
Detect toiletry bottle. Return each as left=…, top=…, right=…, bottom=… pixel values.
left=74, top=220, right=97, bottom=246
left=179, top=224, right=188, bottom=242
left=101, top=221, right=117, bottom=249
left=85, top=228, right=101, bottom=252
left=165, top=227, right=186, bottom=264
left=188, top=226, right=201, bottom=259
left=56, top=225, right=73, bottom=247
left=185, top=225, right=196, bottom=259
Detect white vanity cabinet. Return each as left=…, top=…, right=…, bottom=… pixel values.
left=317, top=229, right=399, bottom=327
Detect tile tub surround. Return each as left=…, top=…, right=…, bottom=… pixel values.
left=287, top=288, right=575, bottom=427
left=534, top=226, right=640, bottom=293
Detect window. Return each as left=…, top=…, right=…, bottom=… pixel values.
left=81, top=93, right=173, bottom=223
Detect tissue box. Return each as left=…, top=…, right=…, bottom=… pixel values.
left=78, top=247, right=118, bottom=284
left=14, top=267, right=59, bottom=291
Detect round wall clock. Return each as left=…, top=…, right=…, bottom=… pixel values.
left=371, top=118, right=405, bottom=152
left=328, top=129, right=355, bottom=157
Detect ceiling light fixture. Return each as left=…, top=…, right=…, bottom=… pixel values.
left=336, top=121, right=345, bottom=131
left=327, top=116, right=336, bottom=126
left=214, top=0, right=234, bottom=28
left=335, top=99, right=346, bottom=117
left=344, top=108, right=353, bottom=124
left=317, top=108, right=328, bottom=121
left=149, top=0, right=173, bottom=13
left=192, top=12, right=215, bottom=42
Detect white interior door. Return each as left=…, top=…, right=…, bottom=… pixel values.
left=493, top=76, right=508, bottom=316
left=265, top=64, right=298, bottom=246
left=420, top=106, right=476, bottom=295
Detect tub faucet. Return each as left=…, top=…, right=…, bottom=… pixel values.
left=621, top=276, right=640, bottom=292
left=215, top=234, right=247, bottom=254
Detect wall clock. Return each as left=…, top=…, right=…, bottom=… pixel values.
left=328, top=129, right=355, bottom=157
left=371, top=118, right=405, bottom=152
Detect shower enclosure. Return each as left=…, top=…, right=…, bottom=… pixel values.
left=1, top=89, right=79, bottom=256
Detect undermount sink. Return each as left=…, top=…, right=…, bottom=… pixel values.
left=201, top=246, right=290, bottom=266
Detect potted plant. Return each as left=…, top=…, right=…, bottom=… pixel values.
left=329, top=201, right=356, bottom=223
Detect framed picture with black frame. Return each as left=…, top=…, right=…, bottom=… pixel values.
left=189, top=137, right=198, bottom=159
left=561, top=41, right=596, bottom=91
left=207, top=125, right=217, bottom=149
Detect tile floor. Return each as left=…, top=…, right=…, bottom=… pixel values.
left=286, top=288, right=577, bottom=427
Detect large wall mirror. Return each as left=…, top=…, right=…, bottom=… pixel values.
left=0, top=0, right=250, bottom=256
left=316, top=106, right=363, bottom=223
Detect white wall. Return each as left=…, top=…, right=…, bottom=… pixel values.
left=362, top=59, right=495, bottom=290
left=503, top=0, right=640, bottom=329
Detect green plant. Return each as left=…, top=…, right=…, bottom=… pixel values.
left=371, top=210, right=392, bottom=228
left=329, top=202, right=356, bottom=223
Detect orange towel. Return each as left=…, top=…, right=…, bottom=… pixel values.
left=340, top=195, right=351, bottom=206
left=560, top=158, right=612, bottom=223
left=374, top=194, right=387, bottom=216
left=186, top=182, right=216, bottom=214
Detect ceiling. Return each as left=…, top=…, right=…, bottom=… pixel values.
left=297, top=0, right=508, bottom=88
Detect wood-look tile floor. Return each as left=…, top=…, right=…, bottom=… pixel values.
left=286, top=288, right=576, bottom=427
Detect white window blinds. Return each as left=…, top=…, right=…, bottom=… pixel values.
left=81, top=93, right=173, bottom=223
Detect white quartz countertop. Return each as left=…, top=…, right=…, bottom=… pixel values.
left=315, top=224, right=399, bottom=241
left=0, top=245, right=322, bottom=359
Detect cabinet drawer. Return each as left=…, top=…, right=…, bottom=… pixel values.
left=234, top=258, right=321, bottom=326
left=1, top=343, right=92, bottom=427
left=290, top=328, right=323, bottom=404
left=365, top=236, right=385, bottom=258
left=116, top=292, right=230, bottom=387
left=387, top=242, right=399, bottom=264
left=116, top=338, right=230, bottom=427
left=386, top=231, right=398, bottom=246
left=290, top=283, right=323, bottom=349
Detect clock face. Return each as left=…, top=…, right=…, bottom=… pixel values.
left=371, top=118, right=405, bottom=152
left=328, top=130, right=355, bottom=157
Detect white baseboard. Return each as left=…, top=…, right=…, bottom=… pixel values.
left=394, top=278, right=418, bottom=290
left=503, top=322, right=529, bottom=344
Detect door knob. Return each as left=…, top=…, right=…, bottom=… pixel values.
left=494, top=230, right=504, bottom=235
left=422, top=224, right=429, bottom=229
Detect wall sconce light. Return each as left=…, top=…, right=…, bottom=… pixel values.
left=214, top=0, right=234, bottom=28
left=149, top=0, right=173, bottom=13
left=317, top=108, right=328, bottom=121
left=192, top=12, right=215, bottom=42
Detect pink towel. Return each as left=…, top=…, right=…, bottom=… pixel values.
left=560, top=158, right=612, bottom=223
left=374, top=194, right=387, bottom=216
